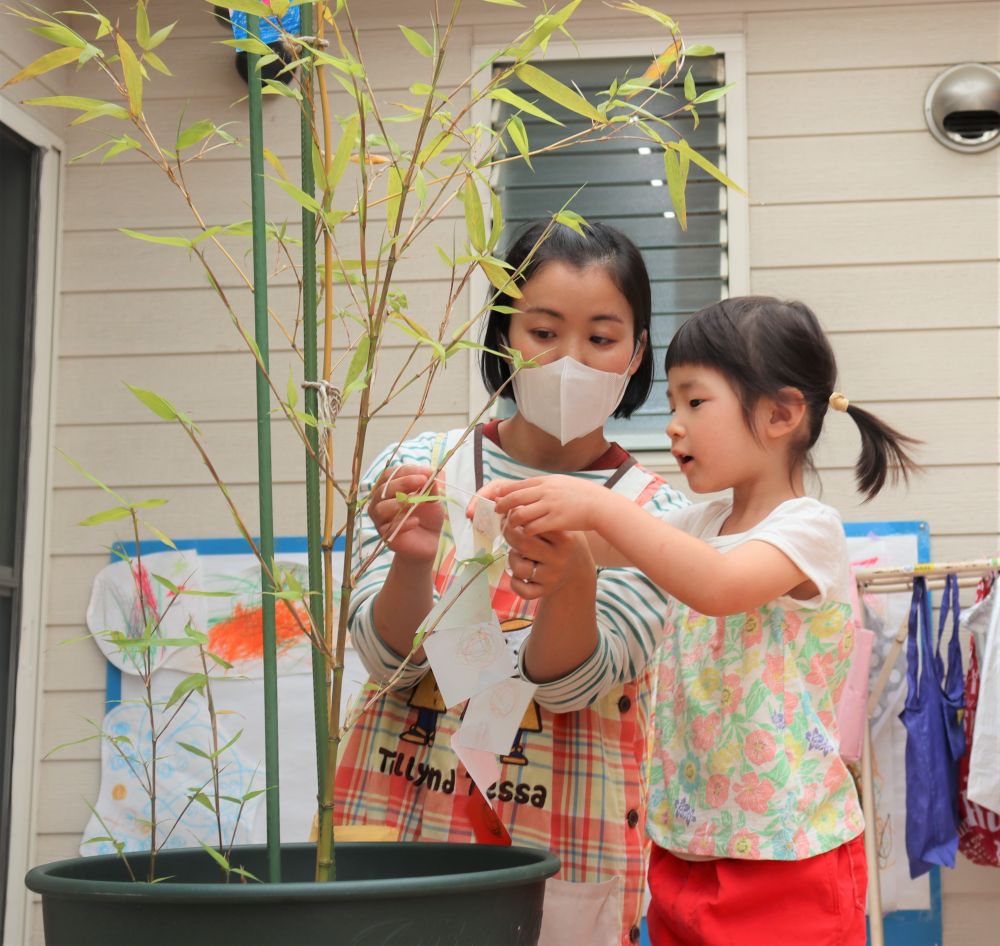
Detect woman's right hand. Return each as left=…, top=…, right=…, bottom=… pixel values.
left=368, top=464, right=444, bottom=563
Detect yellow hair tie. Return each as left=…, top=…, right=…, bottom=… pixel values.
left=829, top=392, right=850, bottom=413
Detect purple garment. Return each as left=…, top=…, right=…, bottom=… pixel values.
left=900, top=574, right=966, bottom=878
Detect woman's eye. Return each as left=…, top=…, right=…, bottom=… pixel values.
left=531, top=329, right=555, bottom=340
left=689, top=399, right=704, bottom=408
left=590, top=336, right=615, bottom=346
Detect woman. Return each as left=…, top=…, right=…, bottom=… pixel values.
left=335, top=220, right=687, bottom=945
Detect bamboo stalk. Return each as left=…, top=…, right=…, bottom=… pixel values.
left=297, top=0, right=330, bottom=806
left=246, top=13, right=281, bottom=883
left=314, top=0, right=340, bottom=884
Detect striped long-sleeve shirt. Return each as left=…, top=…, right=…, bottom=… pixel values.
left=335, top=429, right=687, bottom=944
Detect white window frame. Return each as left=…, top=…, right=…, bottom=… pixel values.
left=467, top=34, right=749, bottom=459
left=0, top=96, right=63, bottom=946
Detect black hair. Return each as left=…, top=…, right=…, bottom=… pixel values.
left=480, top=219, right=653, bottom=418
left=664, top=296, right=921, bottom=501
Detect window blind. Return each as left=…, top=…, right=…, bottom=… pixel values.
left=493, top=54, right=729, bottom=437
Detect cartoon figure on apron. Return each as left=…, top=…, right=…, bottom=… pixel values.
left=399, top=617, right=542, bottom=763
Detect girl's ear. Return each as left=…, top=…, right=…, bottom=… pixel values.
left=764, top=387, right=808, bottom=440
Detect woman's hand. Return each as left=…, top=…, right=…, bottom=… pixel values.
left=479, top=475, right=607, bottom=537
left=368, top=464, right=444, bottom=563
left=504, top=520, right=596, bottom=603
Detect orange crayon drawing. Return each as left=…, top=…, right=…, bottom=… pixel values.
left=208, top=601, right=310, bottom=663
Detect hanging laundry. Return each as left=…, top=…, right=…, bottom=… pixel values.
left=964, top=578, right=1000, bottom=817
left=900, top=574, right=965, bottom=878
left=958, top=577, right=1000, bottom=866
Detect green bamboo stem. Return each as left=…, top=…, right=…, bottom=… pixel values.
left=246, top=13, right=281, bottom=884
left=297, top=0, right=329, bottom=802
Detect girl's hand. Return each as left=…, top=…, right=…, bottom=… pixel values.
left=368, top=464, right=444, bottom=563
left=484, top=475, right=606, bottom=537
left=504, top=520, right=596, bottom=602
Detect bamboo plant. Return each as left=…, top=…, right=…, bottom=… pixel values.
left=4, top=0, right=740, bottom=884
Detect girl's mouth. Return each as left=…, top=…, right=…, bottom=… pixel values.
left=674, top=452, right=694, bottom=470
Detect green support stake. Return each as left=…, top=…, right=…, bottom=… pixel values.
left=246, top=13, right=281, bottom=884
left=297, top=1, right=329, bottom=801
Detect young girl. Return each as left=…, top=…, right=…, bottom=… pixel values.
left=335, top=220, right=688, bottom=946
left=481, top=296, right=919, bottom=945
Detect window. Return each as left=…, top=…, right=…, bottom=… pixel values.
left=491, top=45, right=744, bottom=449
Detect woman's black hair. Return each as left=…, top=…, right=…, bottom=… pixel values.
left=480, top=219, right=654, bottom=418
left=664, top=296, right=921, bottom=501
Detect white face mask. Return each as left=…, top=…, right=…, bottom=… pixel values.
left=510, top=341, right=643, bottom=445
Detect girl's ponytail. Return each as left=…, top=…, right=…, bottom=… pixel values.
left=840, top=399, right=921, bottom=502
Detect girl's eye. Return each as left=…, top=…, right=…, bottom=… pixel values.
left=689, top=399, right=704, bottom=408
left=531, top=329, right=555, bottom=341
left=590, top=335, right=615, bottom=346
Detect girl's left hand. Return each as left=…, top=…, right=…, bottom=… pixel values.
left=504, top=520, right=596, bottom=602
left=483, top=474, right=605, bottom=537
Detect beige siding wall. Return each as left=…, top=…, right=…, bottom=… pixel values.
left=8, top=1, right=999, bottom=943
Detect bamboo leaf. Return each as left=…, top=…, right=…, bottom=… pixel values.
left=147, top=22, right=176, bottom=50
left=27, top=23, right=88, bottom=49
left=488, top=187, right=504, bottom=252
left=198, top=841, right=231, bottom=872
left=69, top=103, right=132, bottom=125
left=287, top=366, right=298, bottom=410
left=683, top=68, right=696, bottom=101
left=416, top=129, right=450, bottom=166
left=483, top=0, right=525, bottom=5
left=488, top=88, right=562, bottom=126
left=505, top=115, right=531, bottom=168
left=269, top=176, right=323, bottom=215
left=58, top=451, right=129, bottom=505
left=514, top=64, right=600, bottom=121
left=210, top=0, right=273, bottom=16
left=554, top=209, right=587, bottom=236
left=136, top=1, right=151, bottom=49
left=480, top=258, right=522, bottom=298
left=311, top=142, right=328, bottom=193
left=141, top=520, right=178, bottom=550
left=398, top=25, right=433, bottom=58
left=21, top=95, right=123, bottom=116
left=462, top=177, right=486, bottom=253
left=327, top=115, right=359, bottom=193
left=262, top=147, right=289, bottom=181
left=125, top=383, right=181, bottom=422
left=119, top=228, right=191, bottom=248
left=222, top=36, right=273, bottom=57
left=189, top=791, right=215, bottom=813
left=684, top=44, right=716, bottom=57
left=511, top=0, right=582, bottom=57
left=691, top=82, right=737, bottom=105
left=177, top=119, right=216, bottom=151
left=675, top=140, right=745, bottom=194
left=166, top=674, right=208, bottom=710
left=610, top=1, right=677, bottom=31
left=131, top=498, right=168, bottom=510
left=115, top=35, right=143, bottom=117
left=344, top=334, right=371, bottom=390
left=385, top=165, right=403, bottom=235
left=663, top=147, right=688, bottom=230
left=78, top=506, right=133, bottom=527
left=142, top=51, right=171, bottom=76
left=2, top=46, right=81, bottom=88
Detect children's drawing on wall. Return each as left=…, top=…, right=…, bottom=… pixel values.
left=83, top=541, right=362, bottom=849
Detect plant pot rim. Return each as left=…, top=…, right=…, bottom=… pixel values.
left=25, top=841, right=560, bottom=904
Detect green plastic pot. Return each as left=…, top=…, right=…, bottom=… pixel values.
left=25, top=841, right=560, bottom=946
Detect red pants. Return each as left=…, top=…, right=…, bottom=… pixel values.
left=647, top=834, right=867, bottom=946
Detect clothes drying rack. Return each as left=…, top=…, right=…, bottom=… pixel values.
left=853, top=556, right=1000, bottom=946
